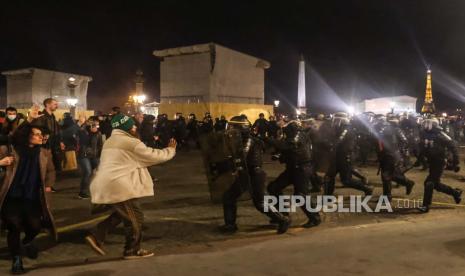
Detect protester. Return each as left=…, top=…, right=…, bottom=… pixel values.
left=61, top=113, right=80, bottom=151
left=1, top=107, right=24, bottom=136
left=252, top=113, right=268, bottom=138
left=85, top=114, right=176, bottom=259
left=30, top=100, right=65, bottom=182
left=77, top=121, right=103, bottom=199
left=0, top=123, right=56, bottom=274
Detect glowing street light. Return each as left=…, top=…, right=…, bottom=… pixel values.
left=274, top=100, right=280, bottom=107
left=347, top=106, right=355, bottom=115
left=133, top=94, right=146, bottom=104
left=68, top=76, right=76, bottom=83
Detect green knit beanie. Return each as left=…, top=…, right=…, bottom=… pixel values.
left=111, top=114, right=135, bottom=132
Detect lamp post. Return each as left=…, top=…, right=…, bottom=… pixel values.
left=67, top=77, right=77, bottom=118
left=273, top=100, right=280, bottom=116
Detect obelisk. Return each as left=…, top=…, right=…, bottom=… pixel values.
left=297, top=54, right=306, bottom=114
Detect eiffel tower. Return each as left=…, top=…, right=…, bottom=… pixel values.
left=421, top=69, right=436, bottom=114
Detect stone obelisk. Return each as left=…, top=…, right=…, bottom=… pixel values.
left=297, top=54, right=306, bottom=114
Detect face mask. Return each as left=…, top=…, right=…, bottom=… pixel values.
left=7, top=115, right=16, bottom=121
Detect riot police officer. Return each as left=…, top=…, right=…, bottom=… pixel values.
left=267, top=120, right=321, bottom=228
left=323, top=112, right=373, bottom=196
left=419, top=118, right=462, bottom=212
left=374, top=114, right=415, bottom=201
left=221, top=115, right=290, bottom=234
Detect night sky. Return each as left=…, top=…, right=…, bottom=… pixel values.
left=2, top=0, right=465, bottom=113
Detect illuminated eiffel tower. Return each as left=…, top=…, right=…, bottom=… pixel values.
left=421, top=69, right=436, bottom=114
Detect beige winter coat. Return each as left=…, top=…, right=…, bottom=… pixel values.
left=90, top=129, right=176, bottom=204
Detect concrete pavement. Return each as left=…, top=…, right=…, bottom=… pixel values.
left=31, top=211, right=465, bottom=276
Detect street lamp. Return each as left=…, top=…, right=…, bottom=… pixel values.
left=132, top=94, right=146, bottom=113
left=67, top=77, right=78, bottom=118
left=274, top=100, right=280, bottom=108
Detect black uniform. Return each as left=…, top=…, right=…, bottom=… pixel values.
left=419, top=125, right=462, bottom=212
left=267, top=118, right=279, bottom=139
left=154, top=115, right=172, bottom=148
left=323, top=119, right=373, bottom=196
left=267, top=122, right=321, bottom=228
left=252, top=116, right=268, bottom=139
left=199, top=116, right=214, bottom=134
left=214, top=117, right=228, bottom=132
left=400, top=116, right=423, bottom=167
left=173, top=116, right=187, bottom=148
left=186, top=115, right=199, bottom=149
left=222, top=116, right=290, bottom=234
left=375, top=120, right=415, bottom=200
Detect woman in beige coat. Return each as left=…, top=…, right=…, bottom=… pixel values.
left=86, top=114, right=176, bottom=259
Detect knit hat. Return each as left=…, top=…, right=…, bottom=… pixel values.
left=111, top=114, right=135, bottom=132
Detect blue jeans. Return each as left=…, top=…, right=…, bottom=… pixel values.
left=78, top=157, right=100, bottom=196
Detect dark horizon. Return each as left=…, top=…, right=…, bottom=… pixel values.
left=2, top=1, right=465, bottom=113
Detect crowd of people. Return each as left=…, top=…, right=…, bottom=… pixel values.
left=0, top=97, right=464, bottom=274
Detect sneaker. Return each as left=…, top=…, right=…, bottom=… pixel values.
left=77, top=194, right=90, bottom=200
left=123, top=249, right=154, bottom=260
left=51, top=187, right=57, bottom=193
left=85, top=235, right=106, bottom=256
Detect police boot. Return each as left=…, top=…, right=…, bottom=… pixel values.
left=420, top=181, right=435, bottom=212
left=11, top=256, right=25, bottom=275
left=382, top=181, right=392, bottom=202
left=453, top=188, right=463, bottom=204
left=303, top=212, right=321, bottom=228
left=418, top=205, right=430, bottom=213
left=221, top=204, right=238, bottom=234
left=363, top=184, right=373, bottom=196
left=405, top=180, right=415, bottom=195
left=302, top=200, right=321, bottom=228
left=276, top=216, right=291, bottom=235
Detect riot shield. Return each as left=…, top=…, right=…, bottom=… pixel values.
left=199, top=129, right=250, bottom=203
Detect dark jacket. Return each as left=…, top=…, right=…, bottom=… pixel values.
left=1, top=118, right=24, bottom=136
left=77, top=127, right=103, bottom=159
left=31, top=110, right=62, bottom=148
left=61, top=118, right=80, bottom=150
left=140, top=116, right=156, bottom=147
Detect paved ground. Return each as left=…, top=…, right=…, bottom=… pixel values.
left=1, top=149, right=465, bottom=275
left=31, top=212, right=465, bottom=276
